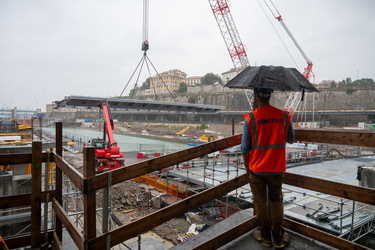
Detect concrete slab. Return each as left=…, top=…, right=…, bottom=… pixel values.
left=172, top=209, right=335, bottom=250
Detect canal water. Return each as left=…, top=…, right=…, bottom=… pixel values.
left=43, top=127, right=191, bottom=154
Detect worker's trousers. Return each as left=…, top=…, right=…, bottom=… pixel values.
left=248, top=171, right=284, bottom=242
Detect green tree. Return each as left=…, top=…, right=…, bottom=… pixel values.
left=140, top=77, right=151, bottom=90
left=178, top=82, right=187, bottom=93
left=197, top=122, right=208, bottom=129
left=129, top=86, right=139, bottom=97
left=338, top=80, right=347, bottom=88
left=352, top=78, right=375, bottom=86
left=201, top=73, right=222, bottom=85
left=330, top=81, right=337, bottom=88
left=344, top=77, right=353, bottom=86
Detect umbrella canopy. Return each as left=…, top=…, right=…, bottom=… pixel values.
left=225, top=65, right=318, bottom=92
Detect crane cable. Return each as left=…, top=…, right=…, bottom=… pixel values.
left=256, top=0, right=301, bottom=72
left=119, top=0, right=176, bottom=101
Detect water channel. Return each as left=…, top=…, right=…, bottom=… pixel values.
left=43, top=127, right=192, bottom=154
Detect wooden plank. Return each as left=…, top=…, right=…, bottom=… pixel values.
left=284, top=218, right=370, bottom=250
left=52, top=198, right=84, bottom=250
left=3, top=231, right=54, bottom=249
left=55, top=122, right=63, bottom=242
left=0, top=190, right=55, bottom=208
left=53, top=232, right=63, bottom=250
left=85, top=135, right=242, bottom=193
left=87, top=174, right=249, bottom=249
left=52, top=153, right=84, bottom=192
left=295, top=129, right=375, bottom=147
left=83, top=147, right=97, bottom=241
left=192, top=216, right=258, bottom=250
left=0, top=152, right=50, bottom=165
left=284, top=172, right=375, bottom=205
left=31, top=141, right=42, bottom=248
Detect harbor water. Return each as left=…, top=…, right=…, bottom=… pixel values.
left=43, top=127, right=191, bottom=154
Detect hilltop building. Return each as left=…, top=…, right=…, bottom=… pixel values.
left=150, top=69, right=187, bottom=94
left=221, top=68, right=237, bottom=84
left=185, top=76, right=201, bottom=86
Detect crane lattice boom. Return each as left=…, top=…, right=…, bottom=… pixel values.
left=209, top=0, right=250, bottom=71
left=208, top=0, right=253, bottom=108
left=263, top=0, right=314, bottom=118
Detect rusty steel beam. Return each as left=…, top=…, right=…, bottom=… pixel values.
left=52, top=153, right=84, bottom=192
left=84, top=134, right=242, bottom=193
left=284, top=218, right=370, bottom=250
left=0, top=190, right=55, bottom=209
left=192, top=216, right=258, bottom=250
left=295, top=129, right=375, bottom=147
left=284, top=172, right=375, bottom=205
left=52, top=198, right=84, bottom=250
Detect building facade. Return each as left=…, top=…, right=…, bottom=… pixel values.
left=221, top=68, right=238, bottom=84
left=150, top=69, right=187, bottom=94
left=185, top=76, right=201, bottom=86
left=0, top=108, right=35, bottom=120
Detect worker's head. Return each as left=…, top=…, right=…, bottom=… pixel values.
left=254, top=88, right=273, bottom=98
left=253, top=88, right=272, bottom=109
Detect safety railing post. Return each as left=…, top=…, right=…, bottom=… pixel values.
left=31, top=141, right=42, bottom=248
left=83, top=146, right=97, bottom=247
left=55, top=122, right=63, bottom=241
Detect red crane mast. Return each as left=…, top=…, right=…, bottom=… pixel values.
left=208, top=0, right=253, bottom=107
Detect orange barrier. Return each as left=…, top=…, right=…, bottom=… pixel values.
left=134, top=174, right=193, bottom=199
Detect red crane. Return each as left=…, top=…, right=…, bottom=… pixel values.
left=208, top=0, right=253, bottom=108
left=209, top=0, right=314, bottom=118
left=208, top=0, right=250, bottom=71
left=263, top=0, right=315, bottom=117
left=92, top=102, right=125, bottom=173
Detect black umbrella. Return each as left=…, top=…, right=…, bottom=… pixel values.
left=225, top=65, right=318, bottom=92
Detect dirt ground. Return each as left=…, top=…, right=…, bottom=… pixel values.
left=115, top=122, right=244, bottom=138
left=95, top=180, right=194, bottom=245
left=60, top=122, right=239, bottom=247
left=62, top=139, right=221, bottom=246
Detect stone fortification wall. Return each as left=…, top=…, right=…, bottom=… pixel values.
left=142, top=85, right=375, bottom=112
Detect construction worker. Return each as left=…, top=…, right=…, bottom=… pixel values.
left=241, top=88, right=295, bottom=248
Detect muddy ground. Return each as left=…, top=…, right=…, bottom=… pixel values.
left=61, top=122, right=236, bottom=247
left=115, top=122, right=244, bottom=138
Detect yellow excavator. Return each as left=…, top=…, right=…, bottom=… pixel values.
left=176, top=127, right=189, bottom=136
left=123, top=122, right=132, bottom=128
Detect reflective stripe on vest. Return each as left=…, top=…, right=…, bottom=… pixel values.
left=249, top=111, right=289, bottom=150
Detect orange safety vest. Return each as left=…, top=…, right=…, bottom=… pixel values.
left=244, top=105, right=290, bottom=172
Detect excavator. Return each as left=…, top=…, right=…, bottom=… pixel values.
left=91, top=101, right=125, bottom=173
left=176, top=126, right=189, bottom=136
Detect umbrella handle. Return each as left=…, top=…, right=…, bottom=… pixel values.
left=301, top=89, right=305, bottom=102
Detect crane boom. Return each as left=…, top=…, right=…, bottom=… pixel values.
left=208, top=0, right=253, bottom=108
left=209, top=0, right=250, bottom=70
left=263, top=0, right=314, bottom=117
left=101, top=102, right=116, bottom=147
left=92, top=102, right=125, bottom=173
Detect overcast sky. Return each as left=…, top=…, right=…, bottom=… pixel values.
left=1, top=0, right=374, bottom=111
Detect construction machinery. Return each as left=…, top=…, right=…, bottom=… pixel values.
left=123, top=122, right=132, bottom=128
left=263, top=0, right=314, bottom=118
left=209, top=0, right=314, bottom=118
left=176, top=126, right=189, bottom=136
left=208, top=0, right=253, bottom=108
left=92, top=102, right=125, bottom=173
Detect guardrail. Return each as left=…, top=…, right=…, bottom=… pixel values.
left=0, top=124, right=374, bottom=249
